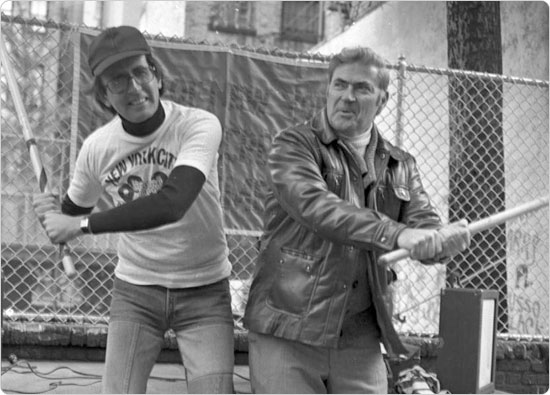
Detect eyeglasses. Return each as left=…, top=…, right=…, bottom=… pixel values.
left=104, top=65, right=155, bottom=94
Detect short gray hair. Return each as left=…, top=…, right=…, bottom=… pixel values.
left=328, top=47, right=390, bottom=91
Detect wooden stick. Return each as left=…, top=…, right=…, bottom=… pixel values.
left=1, top=36, right=76, bottom=278
left=378, top=196, right=549, bottom=266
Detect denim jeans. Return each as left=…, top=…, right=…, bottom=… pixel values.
left=102, top=277, right=235, bottom=394
left=248, top=331, right=387, bottom=394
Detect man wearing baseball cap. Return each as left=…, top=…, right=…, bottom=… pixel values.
left=33, top=26, right=235, bottom=393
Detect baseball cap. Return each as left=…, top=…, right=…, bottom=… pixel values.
left=88, top=26, right=151, bottom=76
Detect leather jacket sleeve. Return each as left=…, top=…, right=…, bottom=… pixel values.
left=267, top=127, right=407, bottom=252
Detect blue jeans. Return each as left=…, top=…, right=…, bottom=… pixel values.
left=102, top=277, right=235, bottom=394
left=248, top=331, right=387, bottom=394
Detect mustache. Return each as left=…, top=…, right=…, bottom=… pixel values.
left=336, top=107, right=356, bottom=113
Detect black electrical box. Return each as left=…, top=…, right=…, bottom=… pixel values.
left=437, top=288, right=498, bottom=394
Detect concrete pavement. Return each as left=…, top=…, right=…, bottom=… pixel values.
left=1, top=359, right=252, bottom=394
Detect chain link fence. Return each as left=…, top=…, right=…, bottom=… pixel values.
left=2, top=16, right=548, bottom=340
left=387, top=63, right=549, bottom=338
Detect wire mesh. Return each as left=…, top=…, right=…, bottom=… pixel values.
left=386, top=64, right=549, bottom=338
left=1, top=16, right=548, bottom=340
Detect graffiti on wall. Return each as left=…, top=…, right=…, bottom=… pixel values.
left=507, top=214, right=548, bottom=336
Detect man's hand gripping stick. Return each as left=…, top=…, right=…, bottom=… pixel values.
left=378, top=196, right=550, bottom=266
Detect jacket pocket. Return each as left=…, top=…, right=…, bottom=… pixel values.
left=322, top=170, right=344, bottom=195
left=376, top=183, right=410, bottom=221
left=267, top=248, right=321, bottom=316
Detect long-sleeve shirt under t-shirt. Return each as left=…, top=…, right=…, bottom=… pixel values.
left=67, top=100, right=231, bottom=288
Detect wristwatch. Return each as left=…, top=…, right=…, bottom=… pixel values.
left=80, top=217, right=91, bottom=234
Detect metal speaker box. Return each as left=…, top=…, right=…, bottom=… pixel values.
left=437, top=288, right=498, bottom=394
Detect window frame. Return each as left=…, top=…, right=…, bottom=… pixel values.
left=280, top=1, right=322, bottom=44
left=208, top=2, right=257, bottom=36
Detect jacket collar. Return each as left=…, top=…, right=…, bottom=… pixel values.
left=310, top=109, right=406, bottom=161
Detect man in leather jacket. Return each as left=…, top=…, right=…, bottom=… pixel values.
left=243, top=47, right=471, bottom=394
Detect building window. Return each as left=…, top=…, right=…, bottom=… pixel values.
left=281, top=1, right=322, bottom=43
left=209, top=2, right=256, bottom=36
left=3, top=1, right=48, bottom=19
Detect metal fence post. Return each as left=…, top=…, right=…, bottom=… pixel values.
left=395, top=54, right=407, bottom=148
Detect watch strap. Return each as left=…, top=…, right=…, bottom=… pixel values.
left=80, top=217, right=92, bottom=234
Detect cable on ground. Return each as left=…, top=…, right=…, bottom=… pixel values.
left=2, top=354, right=251, bottom=394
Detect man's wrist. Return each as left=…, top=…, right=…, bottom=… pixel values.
left=80, top=216, right=92, bottom=234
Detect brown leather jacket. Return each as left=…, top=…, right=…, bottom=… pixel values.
left=243, top=110, right=442, bottom=357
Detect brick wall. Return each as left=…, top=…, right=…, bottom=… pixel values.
left=494, top=340, right=549, bottom=394
left=183, top=2, right=325, bottom=53
left=389, top=336, right=549, bottom=394
left=182, top=1, right=211, bottom=43
left=2, top=324, right=548, bottom=394
left=184, top=1, right=281, bottom=47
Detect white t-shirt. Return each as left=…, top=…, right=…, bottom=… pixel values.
left=68, top=100, right=231, bottom=288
